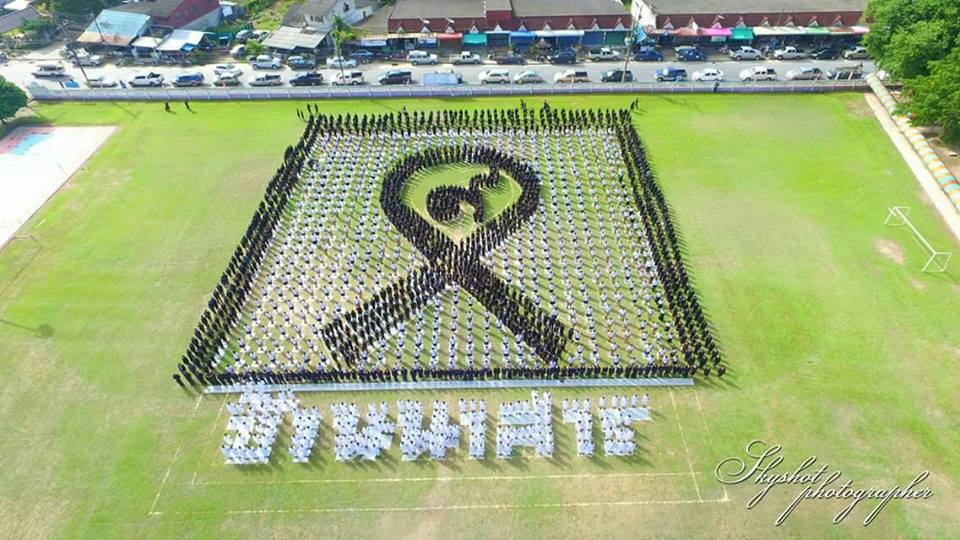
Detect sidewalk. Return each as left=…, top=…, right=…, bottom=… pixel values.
left=864, top=93, right=960, bottom=245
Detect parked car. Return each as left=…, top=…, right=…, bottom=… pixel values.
left=675, top=47, right=706, bottom=61
left=554, top=69, right=589, bottom=83
left=287, top=55, right=314, bottom=69
left=289, top=71, right=324, bottom=86
left=826, top=64, right=864, bottom=80
left=86, top=75, right=117, bottom=88
left=600, top=69, right=633, bottom=82
left=407, top=50, right=438, bottom=65
left=691, top=68, right=724, bottom=82
left=378, top=69, right=412, bottom=85
left=32, top=63, right=67, bottom=78
left=479, top=68, right=510, bottom=84
left=587, top=47, right=621, bottom=62
left=331, top=70, right=364, bottom=85
left=349, top=49, right=377, bottom=63
left=173, top=72, right=205, bottom=87
left=128, top=72, right=164, bottom=87
left=213, top=73, right=241, bottom=86
left=843, top=46, right=870, bottom=60
left=72, top=53, right=103, bottom=67
left=728, top=46, right=762, bottom=61
left=250, top=74, right=284, bottom=86
left=773, top=46, right=806, bottom=60
left=655, top=66, right=687, bottom=82
left=493, top=53, right=525, bottom=65
left=633, top=47, right=663, bottom=61
left=810, top=47, right=839, bottom=60
left=213, top=63, right=243, bottom=78
left=450, top=51, right=482, bottom=64
left=250, top=30, right=270, bottom=42
left=229, top=44, right=246, bottom=59
left=234, top=29, right=252, bottom=42
left=548, top=49, right=578, bottom=64
left=739, top=66, right=777, bottom=81
left=250, top=55, right=282, bottom=69
left=785, top=66, right=824, bottom=80
left=326, top=56, right=358, bottom=69
left=513, top=70, right=543, bottom=84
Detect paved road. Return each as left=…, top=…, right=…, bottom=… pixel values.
left=0, top=52, right=875, bottom=91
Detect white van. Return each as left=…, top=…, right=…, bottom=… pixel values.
left=32, top=63, right=67, bottom=78
left=407, top=50, right=438, bottom=65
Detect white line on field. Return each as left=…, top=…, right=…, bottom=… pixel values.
left=147, top=496, right=729, bottom=516
left=148, top=393, right=203, bottom=516
left=692, top=388, right=710, bottom=435
left=190, top=471, right=697, bottom=487
left=669, top=389, right=702, bottom=503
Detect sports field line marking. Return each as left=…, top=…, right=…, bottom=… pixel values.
left=692, top=387, right=711, bottom=435
left=669, top=389, right=703, bottom=503
left=147, top=496, right=730, bottom=517
left=148, top=394, right=203, bottom=516
left=189, top=471, right=697, bottom=487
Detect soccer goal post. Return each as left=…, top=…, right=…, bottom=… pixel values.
left=884, top=206, right=952, bottom=273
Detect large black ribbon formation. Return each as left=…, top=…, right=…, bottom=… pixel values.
left=320, top=145, right=570, bottom=367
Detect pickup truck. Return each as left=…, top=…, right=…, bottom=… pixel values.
left=450, top=51, right=482, bottom=65
left=587, top=47, right=620, bottom=62
left=773, top=46, right=806, bottom=60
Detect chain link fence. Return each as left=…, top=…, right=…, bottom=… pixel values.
left=27, top=80, right=871, bottom=102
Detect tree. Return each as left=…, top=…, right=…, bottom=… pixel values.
left=0, top=76, right=29, bottom=125
left=863, top=0, right=960, bottom=78
left=904, top=47, right=960, bottom=142
left=48, top=0, right=106, bottom=20
left=330, top=16, right=357, bottom=58
left=864, top=0, right=960, bottom=142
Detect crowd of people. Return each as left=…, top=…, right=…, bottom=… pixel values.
left=220, top=390, right=657, bottom=464
left=175, top=103, right=724, bottom=388
left=496, top=390, right=554, bottom=458
left=220, top=390, right=300, bottom=465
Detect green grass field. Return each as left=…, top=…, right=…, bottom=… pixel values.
left=0, top=95, right=958, bottom=538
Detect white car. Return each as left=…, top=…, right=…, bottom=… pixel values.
left=785, top=66, right=824, bottom=81
left=326, top=56, right=358, bottom=69
left=587, top=47, right=621, bottom=61
left=128, top=72, right=164, bottom=87
left=213, top=63, right=243, bottom=77
left=738, top=66, right=777, bottom=81
left=331, top=70, right=365, bottom=85
left=773, top=46, right=806, bottom=60
left=728, top=46, right=763, bottom=61
left=407, top=50, right=439, bottom=65
left=250, top=55, right=282, bottom=69
left=479, top=68, right=510, bottom=84
left=691, top=68, right=724, bottom=82
left=73, top=53, right=103, bottom=67
left=86, top=75, right=117, bottom=88
left=513, top=70, right=544, bottom=84
left=249, top=74, right=284, bottom=86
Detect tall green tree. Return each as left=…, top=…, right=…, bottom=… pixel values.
left=48, top=0, right=106, bottom=20
left=864, top=0, right=960, bottom=142
left=904, top=47, right=960, bottom=142
left=0, top=76, right=29, bottom=125
left=864, top=0, right=960, bottom=78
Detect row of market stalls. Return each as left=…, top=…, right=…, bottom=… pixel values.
left=354, top=29, right=634, bottom=52
left=648, top=23, right=870, bottom=45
